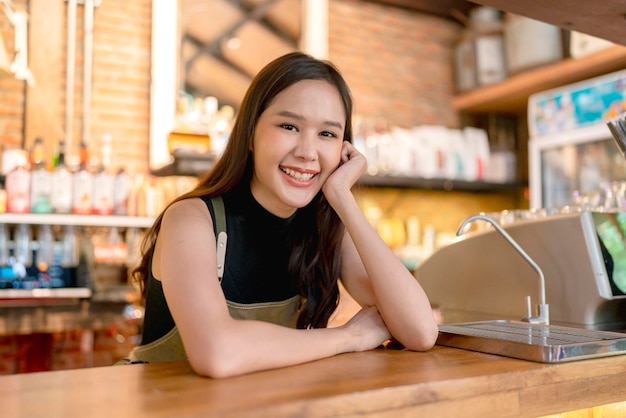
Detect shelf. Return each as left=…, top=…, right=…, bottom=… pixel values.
left=452, top=46, right=626, bottom=114
left=0, top=288, right=92, bottom=301
left=0, top=213, right=154, bottom=228
left=357, top=175, right=523, bottom=192
left=151, top=149, right=216, bottom=177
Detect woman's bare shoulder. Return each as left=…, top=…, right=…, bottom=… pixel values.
left=153, top=198, right=216, bottom=280
left=165, top=197, right=210, bottom=216
left=162, top=197, right=214, bottom=229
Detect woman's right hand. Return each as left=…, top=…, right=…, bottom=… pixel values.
left=322, top=141, right=367, bottom=208
left=341, top=306, right=391, bottom=352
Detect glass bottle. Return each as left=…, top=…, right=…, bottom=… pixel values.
left=113, top=168, right=131, bottom=216
left=61, top=225, right=79, bottom=267
left=92, top=134, right=114, bottom=215
left=14, top=224, right=33, bottom=267
left=51, top=141, right=60, bottom=168
left=5, top=151, right=31, bottom=213
left=29, top=137, right=45, bottom=168
left=470, top=6, right=507, bottom=87
left=30, top=138, right=52, bottom=214
left=0, top=183, right=6, bottom=214
left=36, top=224, right=55, bottom=269
left=51, top=140, right=73, bottom=214
left=0, top=224, right=9, bottom=266
left=208, top=104, right=234, bottom=157
left=72, top=141, right=94, bottom=214
left=125, top=227, right=141, bottom=269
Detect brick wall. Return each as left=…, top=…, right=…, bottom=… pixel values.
left=329, top=0, right=461, bottom=129
left=0, top=0, right=27, bottom=150
left=88, top=0, right=152, bottom=173
left=0, top=0, right=151, bottom=173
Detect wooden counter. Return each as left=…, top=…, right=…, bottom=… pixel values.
left=3, top=345, right=626, bottom=417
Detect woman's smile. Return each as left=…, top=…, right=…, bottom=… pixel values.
left=279, top=166, right=318, bottom=183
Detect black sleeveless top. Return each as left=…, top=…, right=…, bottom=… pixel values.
left=141, top=183, right=300, bottom=344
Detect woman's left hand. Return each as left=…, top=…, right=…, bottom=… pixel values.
left=322, top=141, right=367, bottom=204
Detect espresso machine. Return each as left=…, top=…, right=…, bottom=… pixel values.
left=415, top=211, right=626, bottom=363
left=416, top=211, right=626, bottom=330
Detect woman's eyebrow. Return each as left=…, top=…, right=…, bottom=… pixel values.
left=276, top=110, right=304, bottom=120
left=276, top=110, right=344, bottom=130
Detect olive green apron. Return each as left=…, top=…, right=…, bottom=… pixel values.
left=123, top=196, right=302, bottom=364
left=127, top=296, right=301, bottom=363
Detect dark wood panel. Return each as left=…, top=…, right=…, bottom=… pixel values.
left=365, top=0, right=475, bottom=19
left=471, top=0, right=626, bottom=46
left=370, top=0, right=626, bottom=46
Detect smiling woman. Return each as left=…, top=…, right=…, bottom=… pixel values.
left=127, top=51, right=439, bottom=378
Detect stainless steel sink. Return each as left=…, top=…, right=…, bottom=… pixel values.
left=437, top=320, right=626, bottom=363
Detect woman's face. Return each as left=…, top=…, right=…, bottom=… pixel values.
left=250, top=79, right=345, bottom=218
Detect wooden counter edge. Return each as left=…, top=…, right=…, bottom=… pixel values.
left=2, top=346, right=626, bottom=417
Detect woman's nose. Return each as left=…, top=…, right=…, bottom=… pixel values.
left=293, top=134, right=317, bottom=161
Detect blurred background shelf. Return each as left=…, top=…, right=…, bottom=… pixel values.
left=0, top=288, right=92, bottom=303
left=452, top=46, right=626, bottom=113
left=0, top=213, right=154, bottom=229
left=358, top=175, right=524, bottom=192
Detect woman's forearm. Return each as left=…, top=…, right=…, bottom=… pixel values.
left=331, top=193, right=439, bottom=350
left=186, top=306, right=389, bottom=378
left=189, top=322, right=347, bottom=378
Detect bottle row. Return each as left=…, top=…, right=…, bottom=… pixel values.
left=0, top=223, right=78, bottom=268
left=0, top=223, right=79, bottom=290
left=2, top=137, right=163, bottom=217
left=0, top=223, right=142, bottom=291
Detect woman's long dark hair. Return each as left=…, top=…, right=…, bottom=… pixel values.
left=131, top=52, right=354, bottom=329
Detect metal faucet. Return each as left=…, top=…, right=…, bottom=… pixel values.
left=456, top=214, right=550, bottom=325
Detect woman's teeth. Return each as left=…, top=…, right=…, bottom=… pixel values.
left=281, top=167, right=315, bottom=181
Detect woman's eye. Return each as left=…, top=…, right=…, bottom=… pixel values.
left=320, top=130, right=338, bottom=139
left=280, top=123, right=298, bottom=132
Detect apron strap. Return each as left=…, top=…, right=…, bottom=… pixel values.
left=210, top=196, right=227, bottom=282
